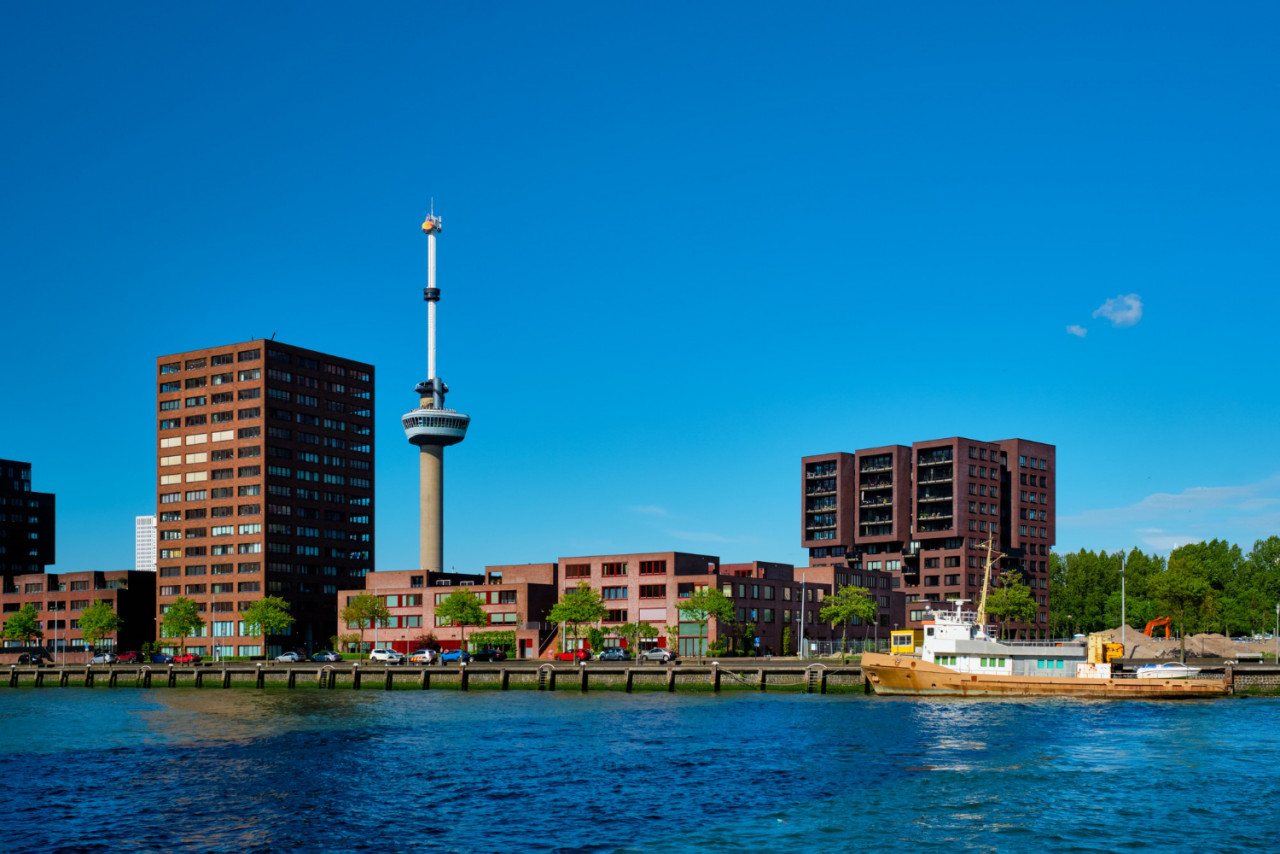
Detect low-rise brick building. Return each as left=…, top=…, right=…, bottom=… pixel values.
left=0, top=570, right=157, bottom=661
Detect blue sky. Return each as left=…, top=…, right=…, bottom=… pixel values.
left=3, top=3, right=1278, bottom=572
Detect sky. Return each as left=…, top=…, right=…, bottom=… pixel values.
left=3, top=3, right=1279, bottom=573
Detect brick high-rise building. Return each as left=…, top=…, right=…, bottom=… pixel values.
left=0, top=459, right=56, bottom=577
left=802, top=437, right=1055, bottom=637
left=155, top=340, right=374, bottom=657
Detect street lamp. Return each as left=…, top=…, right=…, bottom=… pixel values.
left=1120, top=552, right=1127, bottom=650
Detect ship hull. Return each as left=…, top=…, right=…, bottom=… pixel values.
left=860, top=652, right=1231, bottom=699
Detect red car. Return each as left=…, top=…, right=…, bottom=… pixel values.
left=552, top=649, right=591, bottom=662
left=116, top=651, right=143, bottom=663
left=171, top=653, right=202, bottom=664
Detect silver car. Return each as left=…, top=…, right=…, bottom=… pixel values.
left=638, top=648, right=677, bottom=663
left=90, top=652, right=118, bottom=665
left=368, top=648, right=405, bottom=664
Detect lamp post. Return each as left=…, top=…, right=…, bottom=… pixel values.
left=797, top=574, right=807, bottom=660
left=1274, top=603, right=1278, bottom=664
left=1120, top=552, right=1127, bottom=651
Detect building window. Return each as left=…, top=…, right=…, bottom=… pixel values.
left=602, top=586, right=628, bottom=600
left=639, top=560, right=667, bottom=575
left=601, top=562, right=627, bottom=577
left=564, top=564, right=591, bottom=579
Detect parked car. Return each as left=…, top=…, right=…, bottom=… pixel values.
left=408, top=649, right=437, bottom=664
left=116, top=651, right=143, bottom=664
left=171, top=653, right=202, bottom=664
left=275, top=651, right=303, bottom=663
left=597, top=648, right=631, bottom=661
left=17, top=650, right=52, bottom=665
left=368, top=648, right=405, bottom=664
left=438, top=649, right=471, bottom=665
left=149, top=652, right=173, bottom=664
left=90, top=652, right=119, bottom=665
left=311, top=650, right=342, bottom=662
left=638, top=648, right=677, bottom=664
left=470, top=649, right=507, bottom=662
left=552, top=649, right=591, bottom=662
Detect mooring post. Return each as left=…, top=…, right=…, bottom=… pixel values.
left=255, top=663, right=264, bottom=689
left=287, top=669, right=297, bottom=689
left=194, top=669, right=204, bottom=688
left=34, top=670, right=44, bottom=688
left=84, top=666, right=93, bottom=688
left=666, top=666, right=675, bottom=693
left=820, top=671, right=828, bottom=695
left=459, top=664, right=469, bottom=692
left=352, top=664, right=361, bottom=690
left=142, top=669, right=152, bottom=688
left=60, top=669, right=69, bottom=687
left=579, top=662, right=588, bottom=693
left=624, top=668, right=634, bottom=693
left=167, top=665, right=176, bottom=688
left=711, top=662, right=721, bottom=693
left=499, top=669, right=509, bottom=691
left=385, top=669, right=394, bottom=691
left=7, top=665, right=15, bottom=688
left=222, top=669, right=231, bottom=688
left=758, top=669, right=766, bottom=692
left=420, top=669, right=430, bottom=690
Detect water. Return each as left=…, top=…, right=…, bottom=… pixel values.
left=2, top=689, right=1278, bottom=853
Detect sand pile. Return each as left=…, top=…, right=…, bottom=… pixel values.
left=1090, top=628, right=1275, bottom=660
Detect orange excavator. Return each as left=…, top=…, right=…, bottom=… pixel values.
left=1144, top=616, right=1172, bottom=638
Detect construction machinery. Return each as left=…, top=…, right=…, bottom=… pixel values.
left=1144, top=616, right=1172, bottom=638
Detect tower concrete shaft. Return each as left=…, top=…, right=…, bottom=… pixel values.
left=401, top=212, right=470, bottom=573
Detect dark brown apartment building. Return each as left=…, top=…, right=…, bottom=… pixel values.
left=802, top=437, right=1055, bottom=636
left=155, top=340, right=374, bottom=657
left=0, top=459, right=56, bottom=577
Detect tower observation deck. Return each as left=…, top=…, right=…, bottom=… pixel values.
left=401, top=213, right=470, bottom=572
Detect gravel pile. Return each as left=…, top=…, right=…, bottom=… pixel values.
left=1090, top=628, right=1276, bottom=660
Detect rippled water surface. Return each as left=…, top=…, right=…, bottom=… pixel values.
left=2, top=689, right=1277, bottom=853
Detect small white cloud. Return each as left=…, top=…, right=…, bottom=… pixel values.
left=1066, top=325, right=1088, bottom=338
left=1092, top=293, right=1143, bottom=328
left=627, top=505, right=668, bottom=517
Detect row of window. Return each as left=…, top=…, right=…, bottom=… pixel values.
left=1019, top=455, right=1048, bottom=470
left=160, top=350, right=260, bottom=375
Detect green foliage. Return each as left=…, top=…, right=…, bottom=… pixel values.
left=469, top=630, right=515, bottom=651
left=340, top=593, right=391, bottom=659
left=614, top=621, right=659, bottom=654
left=586, top=626, right=606, bottom=653
left=819, top=585, right=878, bottom=656
left=241, top=596, right=295, bottom=658
left=78, top=600, right=123, bottom=649
left=676, top=587, right=734, bottom=662
left=985, top=570, right=1038, bottom=639
left=335, top=632, right=361, bottom=653
left=781, top=626, right=793, bottom=656
left=1150, top=551, right=1215, bottom=663
left=549, top=582, right=609, bottom=650
left=435, top=589, right=489, bottom=650
left=160, top=597, right=205, bottom=654
left=2, top=603, right=43, bottom=646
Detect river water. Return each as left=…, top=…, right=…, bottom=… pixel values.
left=1, top=689, right=1276, bottom=853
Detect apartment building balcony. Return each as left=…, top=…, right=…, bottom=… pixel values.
left=918, top=450, right=953, bottom=465
left=861, top=524, right=893, bottom=537
left=806, top=498, right=838, bottom=511
left=805, top=524, right=838, bottom=533
left=805, top=465, right=838, bottom=479
left=859, top=478, right=892, bottom=489
left=859, top=463, right=893, bottom=473
left=859, top=498, right=891, bottom=507
left=806, top=486, right=836, bottom=497
left=917, top=494, right=952, bottom=504
left=918, top=471, right=953, bottom=483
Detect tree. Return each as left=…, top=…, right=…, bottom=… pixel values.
left=435, top=589, right=488, bottom=653
left=335, top=632, right=361, bottom=656
left=615, top=621, right=659, bottom=659
left=781, top=625, right=793, bottom=657
left=241, top=596, right=295, bottom=660
left=1149, top=553, right=1214, bottom=663
left=2, top=603, right=43, bottom=647
left=819, top=585, right=878, bottom=660
left=340, top=593, right=390, bottom=659
left=160, top=597, right=205, bottom=656
left=676, top=587, right=734, bottom=663
left=985, top=570, right=1038, bottom=639
left=78, top=600, right=123, bottom=651
left=548, top=582, right=608, bottom=654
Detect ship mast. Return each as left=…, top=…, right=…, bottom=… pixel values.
left=974, top=538, right=1005, bottom=633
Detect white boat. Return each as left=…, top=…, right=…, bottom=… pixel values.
left=1135, top=663, right=1202, bottom=679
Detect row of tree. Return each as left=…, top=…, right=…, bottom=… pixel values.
left=0, top=595, right=297, bottom=659
left=1049, top=536, right=1280, bottom=642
